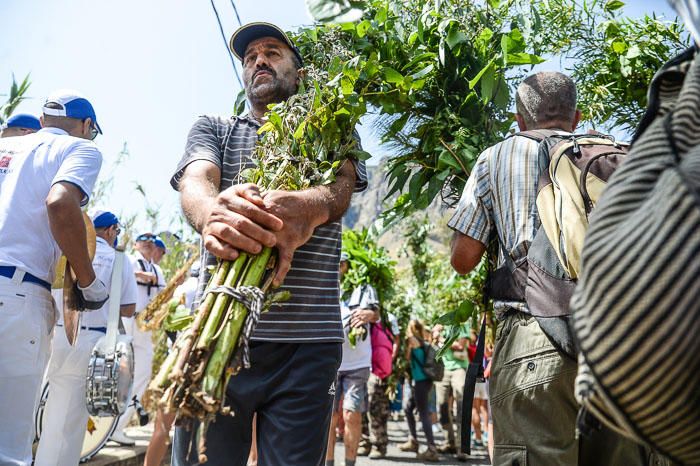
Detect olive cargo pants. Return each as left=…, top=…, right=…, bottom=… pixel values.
left=490, top=311, right=654, bottom=466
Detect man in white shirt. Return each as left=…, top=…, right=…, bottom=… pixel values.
left=152, top=236, right=166, bottom=265
left=111, top=233, right=165, bottom=445
left=34, top=211, right=137, bottom=466
left=0, top=89, right=108, bottom=465
left=0, top=113, right=41, bottom=138
left=326, top=253, right=380, bottom=466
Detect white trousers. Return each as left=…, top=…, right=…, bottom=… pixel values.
left=0, top=277, right=55, bottom=466
left=34, top=329, right=102, bottom=466
left=114, top=316, right=153, bottom=433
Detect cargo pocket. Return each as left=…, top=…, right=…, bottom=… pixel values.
left=494, top=444, right=527, bottom=466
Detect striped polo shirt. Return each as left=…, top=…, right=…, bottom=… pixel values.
left=171, top=114, right=368, bottom=342
left=447, top=130, right=569, bottom=314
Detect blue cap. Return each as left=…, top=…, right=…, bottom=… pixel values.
left=135, top=233, right=155, bottom=242
left=42, top=89, right=103, bottom=135
left=229, top=22, right=303, bottom=67
left=92, top=210, right=120, bottom=228
left=5, top=113, right=41, bottom=130
left=340, top=252, right=350, bottom=262
left=154, top=237, right=167, bottom=252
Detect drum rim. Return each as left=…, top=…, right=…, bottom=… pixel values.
left=35, top=382, right=119, bottom=463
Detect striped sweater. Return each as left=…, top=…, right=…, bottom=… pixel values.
left=572, top=48, right=700, bottom=465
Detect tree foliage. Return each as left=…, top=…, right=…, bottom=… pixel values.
left=341, top=227, right=396, bottom=313
left=298, top=0, right=686, bottom=331
left=1, top=74, right=31, bottom=124
left=296, top=0, right=551, bottom=220
left=300, top=0, right=687, bottom=221
left=569, top=11, right=688, bottom=132
left=398, top=217, right=491, bottom=350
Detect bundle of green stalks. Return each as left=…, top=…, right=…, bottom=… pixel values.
left=148, top=61, right=370, bottom=461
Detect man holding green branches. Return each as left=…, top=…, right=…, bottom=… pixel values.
left=170, top=22, right=367, bottom=466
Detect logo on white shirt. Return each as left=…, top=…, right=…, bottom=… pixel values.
left=0, top=155, right=12, bottom=174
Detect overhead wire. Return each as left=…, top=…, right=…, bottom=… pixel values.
left=209, top=0, right=243, bottom=89
left=229, top=0, right=243, bottom=27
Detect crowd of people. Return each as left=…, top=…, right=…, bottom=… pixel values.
left=1, top=1, right=699, bottom=465
left=325, top=256, right=493, bottom=464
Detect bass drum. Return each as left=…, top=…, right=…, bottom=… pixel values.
left=34, top=382, right=120, bottom=463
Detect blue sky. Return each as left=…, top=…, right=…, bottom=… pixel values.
left=0, top=0, right=679, bottom=235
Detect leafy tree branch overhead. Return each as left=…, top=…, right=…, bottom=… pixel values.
left=300, top=0, right=686, bottom=338
left=302, top=0, right=687, bottom=220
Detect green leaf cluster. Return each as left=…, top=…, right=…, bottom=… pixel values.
left=399, top=217, right=486, bottom=325
left=297, top=1, right=566, bottom=220
left=163, top=299, right=194, bottom=332
left=570, top=12, right=688, bottom=132
left=241, top=34, right=371, bottom=191
left=341, top=227, right=396, bottom=309
left=397, top=217, right=492, bottom=357
left=1, top=74, right=31, bottom=124
left=302, top=0, right=686, bottom=220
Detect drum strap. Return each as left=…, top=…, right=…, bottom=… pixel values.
left=103, top=251, right=124, bottom=351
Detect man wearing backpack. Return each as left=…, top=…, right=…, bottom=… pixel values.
left=449, top=72, right=645, bottom=466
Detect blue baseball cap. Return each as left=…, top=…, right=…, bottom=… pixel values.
left=5, top=113, right=41, bottom=130
left=42, top=89, right=103, bottom=135
left=229, top=22, right=303, bottom=67
left=135, top=233, right=155, bottom=242
left=154, top=237, right=167, bottom=253
left=92, top=210, right=120, bottom=228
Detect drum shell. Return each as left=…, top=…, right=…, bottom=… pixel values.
left=86, top=335, right=134, bottom=416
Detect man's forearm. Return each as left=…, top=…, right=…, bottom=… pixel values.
left=180, top=174, right=218, bottom=233
left=46, top=184, right=95, bottom=287
left=297, top=160, right=357, bottom=227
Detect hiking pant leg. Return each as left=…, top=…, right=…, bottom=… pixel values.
left=367, top=374, right=389, bottom=451
left=414, top=380, right=435, bottom=447
left=436, top=371, right=456, bottom=446
left=490, top=312, right=579, bottom=466
left=404, top=386, right=418, bottom=440
left=450, top=367, right=467, bottom=454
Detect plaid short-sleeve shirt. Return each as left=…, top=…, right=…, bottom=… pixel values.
left=171, top=114, right=368, bottom=342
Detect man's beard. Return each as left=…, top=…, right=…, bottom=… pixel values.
left=245, top=68, right=297, bottom=108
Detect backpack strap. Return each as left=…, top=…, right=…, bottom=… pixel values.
left=137, top=259, right=148, bottom=272
left=136, top=258, right=154, bottom=295
left=461, top=315, right=487, bottom=455
left=511, top=128, right=561, bottom=142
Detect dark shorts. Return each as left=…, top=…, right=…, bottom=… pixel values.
left=172, top=341, right=342, bottom=466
